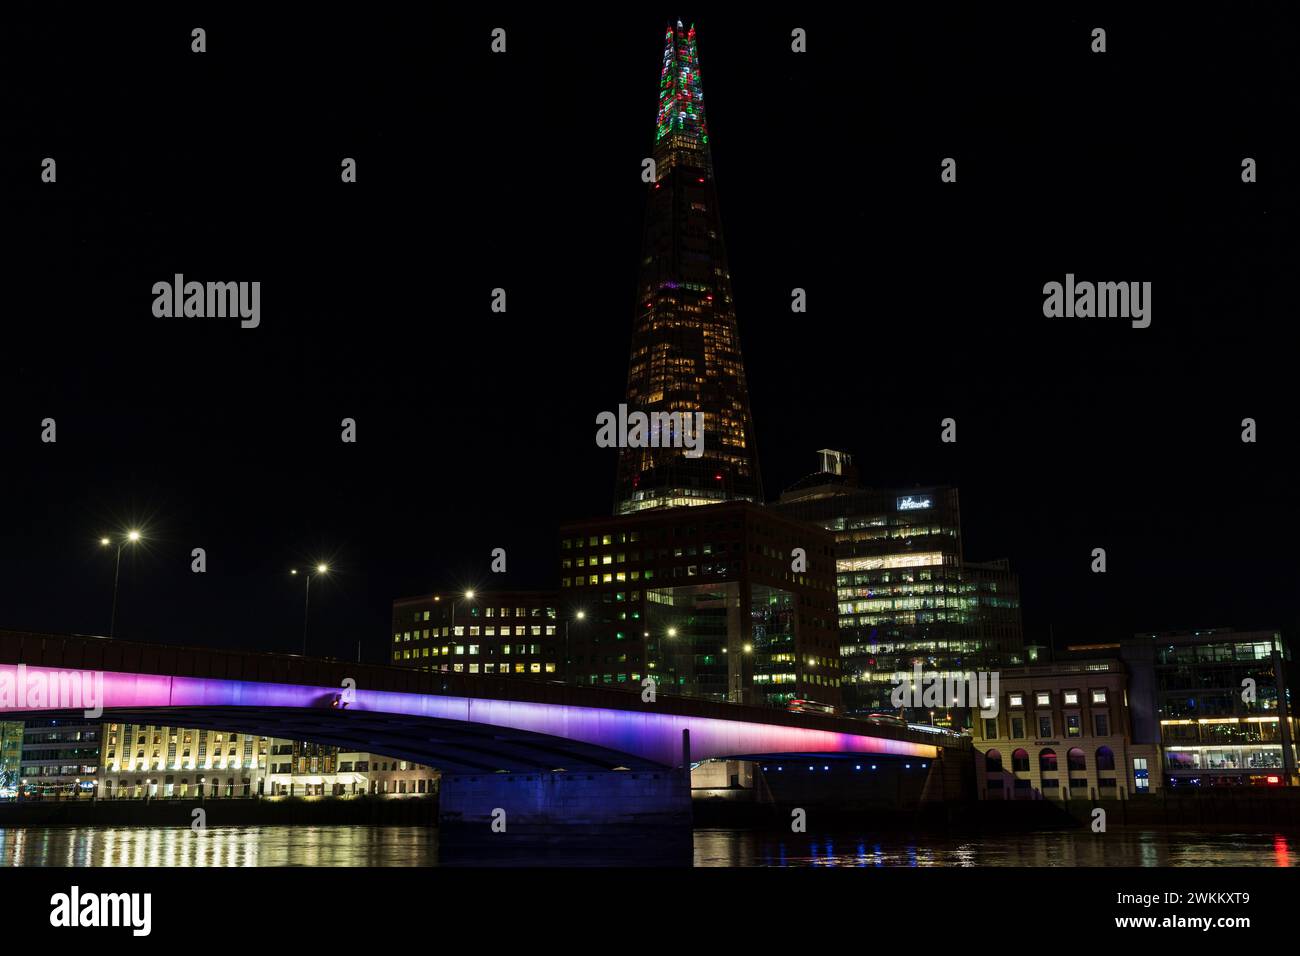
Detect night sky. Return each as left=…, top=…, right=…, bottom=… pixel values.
left=2, top=8, right=1297, bottom=662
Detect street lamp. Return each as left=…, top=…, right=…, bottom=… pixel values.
left=662, top=627, right=680, bottom=690
left=449, top=589, right=476, bottom=632
left=291, top=564, right=329, bottom=655
left=100, top=530, right=143, bottom=639
left=563, top=610, right=586, bottom=685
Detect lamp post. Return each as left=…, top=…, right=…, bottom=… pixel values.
left=563, top=610, right=586, bottom=685
left=665, top=627, right=679, bottom=690
left=449, top=589, right=476, bottom=633
left=100, top=530, right=142, bottom=639
left=291, top=564, right=329, bottom=656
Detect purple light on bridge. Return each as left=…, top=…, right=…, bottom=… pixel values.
left=0, top=665, right=937, bottom=765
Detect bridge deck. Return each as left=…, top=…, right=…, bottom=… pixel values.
left=0, top=629, right=965, bottom=765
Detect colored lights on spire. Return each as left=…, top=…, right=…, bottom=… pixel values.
left=654, top=21, right=709, bottom=148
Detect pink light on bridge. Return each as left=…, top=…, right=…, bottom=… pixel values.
left=0, top=664, right=937, bottom=766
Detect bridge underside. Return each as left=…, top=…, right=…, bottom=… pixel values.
left=87, top=707, right=668, bottom=773
left=32, top=705, right=938, bottom=775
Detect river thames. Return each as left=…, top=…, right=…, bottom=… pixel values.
left=0, top=826, right=1295, bottom=867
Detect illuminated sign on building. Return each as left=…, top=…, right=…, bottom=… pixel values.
left=897, top=496, right=932, bottom=511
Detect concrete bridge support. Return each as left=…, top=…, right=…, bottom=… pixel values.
left=437, top=769, right=692, bottom=841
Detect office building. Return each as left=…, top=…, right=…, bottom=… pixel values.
left=18, top=718, right=101, bottom=798
left=772, top=449, right=1025, bottom=720
left=391, top=590, right=561, bottom=678
left=560, top=500, right=839, bottom=707
left=1119, top=628, right=1296, bottom=787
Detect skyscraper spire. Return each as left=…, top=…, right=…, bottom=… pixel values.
left=655, top=21, right=711, bottom=175
left=614, top=23, right=763, bottom=514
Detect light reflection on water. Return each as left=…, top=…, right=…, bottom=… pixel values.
left=0, top=826, right=1293, bottom=867
left=690, top=829, right=1298, bottom=868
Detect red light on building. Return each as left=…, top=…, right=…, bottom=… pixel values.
left=1267, top=775, right=1282, bottom=785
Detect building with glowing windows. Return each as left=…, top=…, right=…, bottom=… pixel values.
left=18, top=718, right=101, bottom=798
left=391, top=590, right=562, bottom=678
left=1117, top=628, right=1296, bottom=787
left=0, top=721, right=22, bottom=796
left=771, top=450, right=1025, bottom=720
left=263, top=742, right=437, bottom=797
left=972, top=659, right=1163, bottom=800
left=559, top=500, right=840, bottom=708
left=96, top=723, right=438, bottom=798
left=974, top=628, right=1298, bottom=798
left=614, top=21, right=763, bottom=514
left=98, top=723, right=269, bottom=798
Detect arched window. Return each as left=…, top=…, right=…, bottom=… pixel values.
left=1067, top=747, right=1087, bottom=772
left=985, top=749, right=1003, bottom=773
left=1096, top=746, right=1115, bottom=771
left=1039, top=748, right=1058, bottom=772
left=1011, top=748, right=1030, bottom=772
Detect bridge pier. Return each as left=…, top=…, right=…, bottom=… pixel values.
left=437, top=769, right=692, bottom=843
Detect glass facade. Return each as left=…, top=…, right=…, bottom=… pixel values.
left=1142, top=629, right=1297, bottom=786
left=641, top=581, right=801, bottom=708
left=560, top=501, right=840, bottom=708
left=773, top=461, right=1024, bottom=721
left=749, top=584, right=798, bottom=708
left=0, top=721, right=24, bottom=797
left=646, top=582, right=737, bottom=702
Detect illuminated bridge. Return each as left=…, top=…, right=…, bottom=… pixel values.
left=0, top=630, right=969, bottom=834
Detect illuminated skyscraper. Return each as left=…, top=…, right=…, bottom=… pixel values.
left=614, top=22, right=763, bottom=514
left=773, top=451, right=1025, bottom=721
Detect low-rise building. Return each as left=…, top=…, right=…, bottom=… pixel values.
left=19, top=718, right=101, bottom=798
left=973, top=659, right=1162, bottom=800
left=1127, top=628, right=1296, bottom=788
left=99, top=723, right=268, bottom=798
left=98, top=723, right=437, bottom=799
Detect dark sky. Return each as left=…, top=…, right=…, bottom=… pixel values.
left=2, top=7, right=1297, bottom=661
